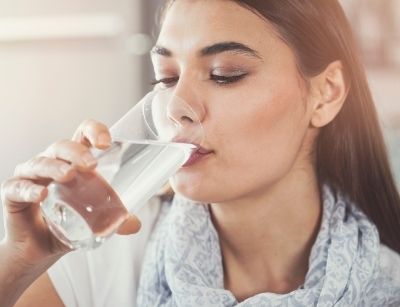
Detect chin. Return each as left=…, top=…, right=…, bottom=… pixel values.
left=169, top=178, right=233, bottom=204
left=169, top=176, right=217, bottom=203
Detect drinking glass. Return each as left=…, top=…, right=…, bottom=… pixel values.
left=40, top=90, right=203, bottom=249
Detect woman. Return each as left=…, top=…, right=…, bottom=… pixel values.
left=1, top=0, right=400, bottom=306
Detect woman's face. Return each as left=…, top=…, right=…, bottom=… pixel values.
left=152, top=0, right=316, bottom=203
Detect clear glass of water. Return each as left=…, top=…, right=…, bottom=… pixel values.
left=40, top=90, right=203, bottom=249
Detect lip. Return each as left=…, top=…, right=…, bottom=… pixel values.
left=182, top=146, right=214, bottom=167
left=172, top=137, right=214, bottom=167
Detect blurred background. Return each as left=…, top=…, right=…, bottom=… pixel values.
left=0, top=0, right=399, bottom=238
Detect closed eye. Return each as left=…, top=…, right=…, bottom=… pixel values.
left=210, top=73, right=247, bottom=85
left=150, top=76, right=178, bottom=88
left=150, top=73, right=247, bottom=88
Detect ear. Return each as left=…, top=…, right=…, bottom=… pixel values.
left=309, top=61, right=349, bottom=128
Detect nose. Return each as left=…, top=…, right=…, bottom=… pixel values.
left=167, top=91, right=205, bottom=144
left=166, top=87, right=206, bottom=127
left=151, top=75, right=206, bottom=143
left=165, top=93, right=204, bottom=144
left=167, top=95, right=197, bottom=127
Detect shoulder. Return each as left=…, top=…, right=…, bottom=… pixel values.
left=356, top=245, right=400, bottom=306
left=378, top=244, right=400, bottom=284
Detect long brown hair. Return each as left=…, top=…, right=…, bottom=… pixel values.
left=160, top=0, right=400, bottom=253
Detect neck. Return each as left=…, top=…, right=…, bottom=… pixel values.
left=209, top=166, right=322, bottom=300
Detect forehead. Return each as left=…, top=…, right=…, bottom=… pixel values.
left=157, top=0, right=281, bottom=56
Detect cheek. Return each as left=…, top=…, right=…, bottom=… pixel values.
left=171, top=71, right=310, bottom=203
left=172, top=89, right=308, bottom=203
left=218, top=87, right=306, bottom=167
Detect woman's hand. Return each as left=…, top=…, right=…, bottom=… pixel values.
left=1, top=119, right=141, bottom=265
left=0, top=119, right=141, bottom=307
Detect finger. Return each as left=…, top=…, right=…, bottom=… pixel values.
left=1, top=179, right=47, bottom=210
left=14, top=156, right=76, bottom=183
left=72, top=119, right=111, bottom=150
left=42, top=140, right=97, bottom=171
left=116, top=215, right=141, bottom=235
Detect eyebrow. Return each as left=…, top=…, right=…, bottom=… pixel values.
left=151, top=41, right=262, bottom=60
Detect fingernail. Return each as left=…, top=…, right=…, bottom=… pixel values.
left=97, top=132, right=111, bottom=147
left=82, top=152, right=97, bottom=167
left=30, top=186, right=44, bottom=200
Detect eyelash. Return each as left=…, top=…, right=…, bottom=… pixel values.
left=150, top=73, right=247, bottom=88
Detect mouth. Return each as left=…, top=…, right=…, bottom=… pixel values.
left=182, top=145, right=214, bottom=167
left=172, top=138, right=214, bottom=167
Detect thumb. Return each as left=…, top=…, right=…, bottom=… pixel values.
left=117, top=214, right=141, bottom=235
